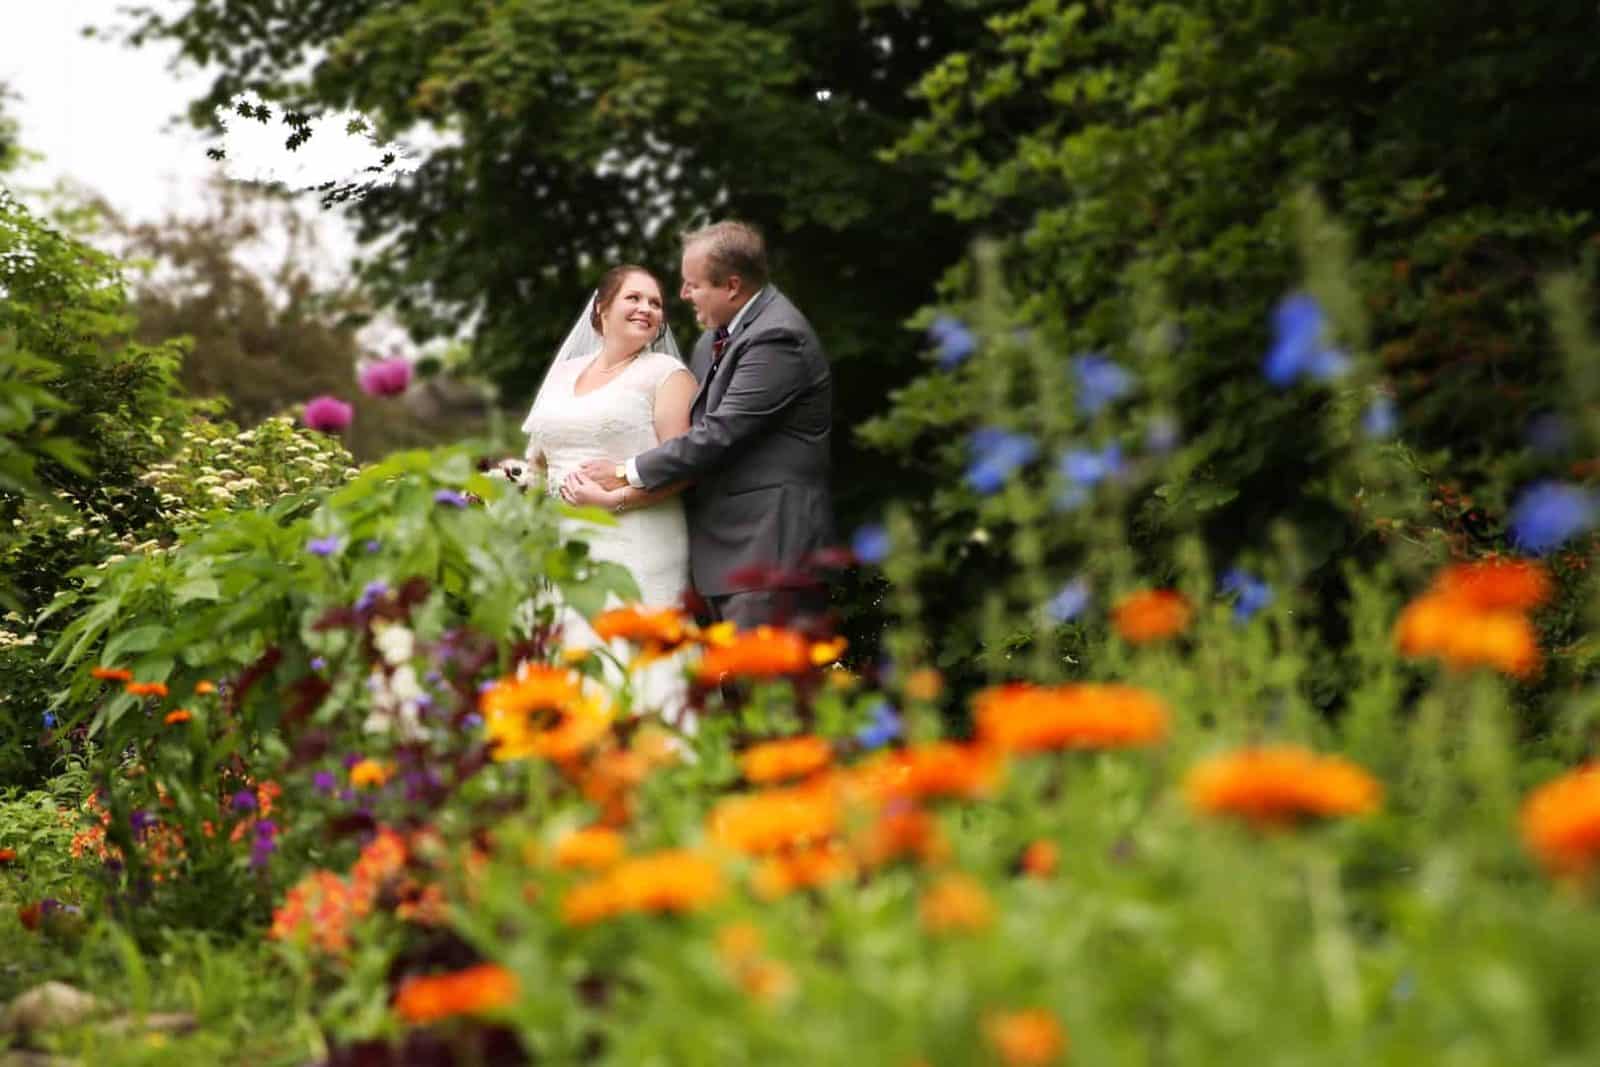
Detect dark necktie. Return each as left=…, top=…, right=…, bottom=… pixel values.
left=709, top=326, right=730, bottom=375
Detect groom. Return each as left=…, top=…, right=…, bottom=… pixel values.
left=579, top=220, right=834, bottom=630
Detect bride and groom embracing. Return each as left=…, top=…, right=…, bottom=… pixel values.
left=519, top=221, right=835, bottom=710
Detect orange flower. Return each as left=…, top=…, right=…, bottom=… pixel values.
left=974, top=682, right=1169, bottom=753
left=852, top=808, right=949, bottom=869
left=91, top=666, right=132, bottom=683
left=1435, top=558, right=1551, bottom=613
left=715, top=922, right=765, bottom=967
left=753, top=841, right=857, bottom=898
left=1111, top=589, right=1191, bottom=643
left=809, top=636, right=849, bottom=666
left=857, top=743, right=1004, bottom=803
left=479, top=664, right=585, bottom=719
left=193, top=680, right=217, bottom=695
left=560, top=849, right=724, bottom=925
left=1184, top=746, right=1382, bottom=828
left=593, top=606, right=691, bottom=656
left=1020, top=840, right=1059, bottom=879
left=553, top=827, right=626, bottom=871
left=709, top=784, right=840, bottom=855
left=736, top=959, right=795, bottom=1004
left=349, top=759, right=391, bottom=789
left=0, top=847, right=16, bottom=864
left=18, top=902, right=42, bottom=931
left=1520, top=764, right=1600, bottom=879
left=270, top=870, right=365, bottom=954
left=350, top=828, right=409, bottom=895
left=163, top=709, right=193, bottom=725
left=125, top=680, right=170, bottom=698
left=985, top=1009, right=1068, bottom=1065
left=740, top=736, right=832, bottom=785
left=1395, top=593, right=1541, bottom=678
left=394, top=963, right=519, bottom=1025
left=920, top=873, right=994, bottom=933
left=481, top=665, right=610, bottom=763
left=696, top=626, right=812, bottom=682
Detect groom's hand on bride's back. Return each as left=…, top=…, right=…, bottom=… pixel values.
left=578, top=459, right=627, bottom=491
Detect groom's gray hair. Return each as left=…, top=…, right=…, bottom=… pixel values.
left=684, top=220, right=769, bottom=289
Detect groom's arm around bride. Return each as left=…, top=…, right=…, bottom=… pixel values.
left=580, top=221, right=834, bottom=630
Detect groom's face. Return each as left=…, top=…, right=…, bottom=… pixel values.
left=680, top=244, right=740, bottom=331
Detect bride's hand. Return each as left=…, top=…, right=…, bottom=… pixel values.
left=561, top=471, right=623, bottom=509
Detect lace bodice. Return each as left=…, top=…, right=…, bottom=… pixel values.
left=523, top=350, right=692, bottom=483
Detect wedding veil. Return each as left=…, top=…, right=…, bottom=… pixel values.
left=521, top=289, right=683, bottom=434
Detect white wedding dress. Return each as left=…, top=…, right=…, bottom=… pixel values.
left=523, top=349, right=695, bottom=724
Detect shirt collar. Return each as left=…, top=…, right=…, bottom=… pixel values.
left=725, top=286, right=767, bottom=338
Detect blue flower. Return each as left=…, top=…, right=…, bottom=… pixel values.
left=364, top=539, right=382, bottom=554
left=41, top=712, right=57, bottom=729
left=1073, top=354, right=1135, bottom=415
left=310, top=656, right=327, bottom=671
left=1263, top=293, right=1350, bottom=388
left=929, top=316, right=977, bottom=368
left=433, top=489, right=470, bottom=508
left=1219, top=568, right=1274, bottom=622
left=1046, top=577, right=1091, bottom=623
left=856, top=701, right=902, bottom=750
left=1055, top=444, right=1123, bottom=510
left=462, top=712, right=484, bottom=730
left=1510, top=481, right=1599, bottom=554
left=851, top=524, right=890, bottom=564
left=966, top=428, right=1039, bottom=495
left=307, top=535, right=343, bottom=557
left=1362, top=396, right=1398, bottom=439
left=356, top=580, right=390, bottom=612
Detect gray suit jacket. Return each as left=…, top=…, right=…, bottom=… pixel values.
left=634, top=286, right=834, bottom=597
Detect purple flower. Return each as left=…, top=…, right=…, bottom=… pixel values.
left=1046, top=577, right=1091, bottom=623
left=1263, top=293, right=1349, bottom=388
left=356, top=580, right=390, bottom=612
left=856, top=701, right=902, bottom=750
left=312, top=770, right=336, bottom=794
left=254, top=819, right=278, bottom=838
left=1219, top=568, right=1274, bottom=623
left=365, top=539, right=382, bottom=554
left=966, top=428, right=1039, bottom=495
left=851, top=524, right=890, bottom=564
left=302, top=395, right=354, bottom=433
left=342, top=752, right=364, bottom=769
left=250, top=835, right=277, bottom=870
left=307, top=535, right=343, bottom=558
left=433, top=489, right=470, bottom=508
left=1510, top=481, right=1599, bottom=554
left=463, top=712, right=484, bottom=729
left=358, top=356, right=413, bottom=397
left=310, top=656, right=327, bottom=671
left=129, top=810, right=156, bottom=842
left=1073, top=354, right=1134, bottom=415
left=929, top=316, right=977, bottom=369
left=230, top=790, right=257, bottom=813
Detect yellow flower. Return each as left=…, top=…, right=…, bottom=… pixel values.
left=349, top=759, right=391, bottom=789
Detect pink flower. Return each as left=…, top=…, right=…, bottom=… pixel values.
left=358, top=357, right=412, bottom=397
left=303, top=395, right=354, bottom=433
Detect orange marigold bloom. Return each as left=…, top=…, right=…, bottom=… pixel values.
left=920, top=873, right=995, bottom=933
left=193, top=680, right=217, bottom=695
left=0, top=847, right=16, bottom=864
left=974, top=682, right=1169, bottom=753
left=553, top=826, right=625, bottom=871
left=349, top=759, right=391, bottom=789
left=1394, top=594, right=1541, bottom=678
left=481, top=665, right=611, bottom=763
left=479, top=664, right=585, bottom=718
left=125, top=680, right=170, bottom=698
left=860, top=743, right=1005, bottom=803
left=560, top=849, right=725, bottom=925
left=853, top=808, right=949, bottom=869
left=695, top=626, right=812, bottom=683
left=1184, top=746, right=1382, bottom=828
left=1434, top=558, right=1552, bottom=613
left=985, top=1009, right=1068, bottom=1066
left=709, top=784, right=841, bottom=855
left=91, top=666, right=132, bottom=682
left=809, top=636, right=848, bottom=666
left=753, top=841, right=857, bottom=898
left=1111, top=589, right=1191, bottom=644
left=163, top=709, right=193, bottom=725
left=1020, top=840, right=1059, bottom=879
left=1520, top=764, right=1600, bottom=879
left=395, top=963, right=519, bottom=1025
left=740, top=736, right=833, bottom=785
left=593, top=606, right=691, bottom=656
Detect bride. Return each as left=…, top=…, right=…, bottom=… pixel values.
left=520, top=265, right=698, bottom=723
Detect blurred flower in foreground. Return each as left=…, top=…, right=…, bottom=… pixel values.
left=1520, top=764, right=1600, bottom=879
left=1263, top=293, right=1349, bottom=387
left=1055, top=444, right=1124, bottom=510
left=855, top=701, right=902, bottom=749
left=394, top=963, right=518, bottom=1024
left=850, top=523, right=890, bottom=564
left=357, top=356, right=412, bottom=397
left=974, top=682, right=1168, bottom=753
left=307, top=535, right=342, bottom=558
left=1073, top=354, right=1134, bottom=415
left=302, top=395, right=354, bottom=433
left=1111, top=589, right=1191, bottom=643
left=552, top=827, right=626, bottom=871
left=1046, top=577, right=1090, bottom=623
left=1509, top=481, right=1598, bottom=554
left=985, top=1009, right=1068, bottom=1066
left=740, top=736, right=832, bottom=785
left=1185, top=746, right=1382, bottom=829
left=1362, top=395, right=1398, bottom=439
left=1219, top=568, right=1273, bottom=623
left=920, top=873, right=994, bottom=933
left=356, top=580, right=390, bottom=612
left=561, top=850, right=724, bottom=925
left=433, top=489, right=470, bottom=508
left=966, top=428, right=1039, bottom=495
left=929, top=315, right=977, bottom=368
left=1395, top=558, right=1549, bottom=679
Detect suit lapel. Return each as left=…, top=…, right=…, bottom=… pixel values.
left=689, top=287, right=779, bottom=415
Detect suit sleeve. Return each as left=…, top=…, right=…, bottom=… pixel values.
left=633, top=327, right=809, bottom=490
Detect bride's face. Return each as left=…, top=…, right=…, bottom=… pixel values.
left=601, top=272, right=664, bottom=349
